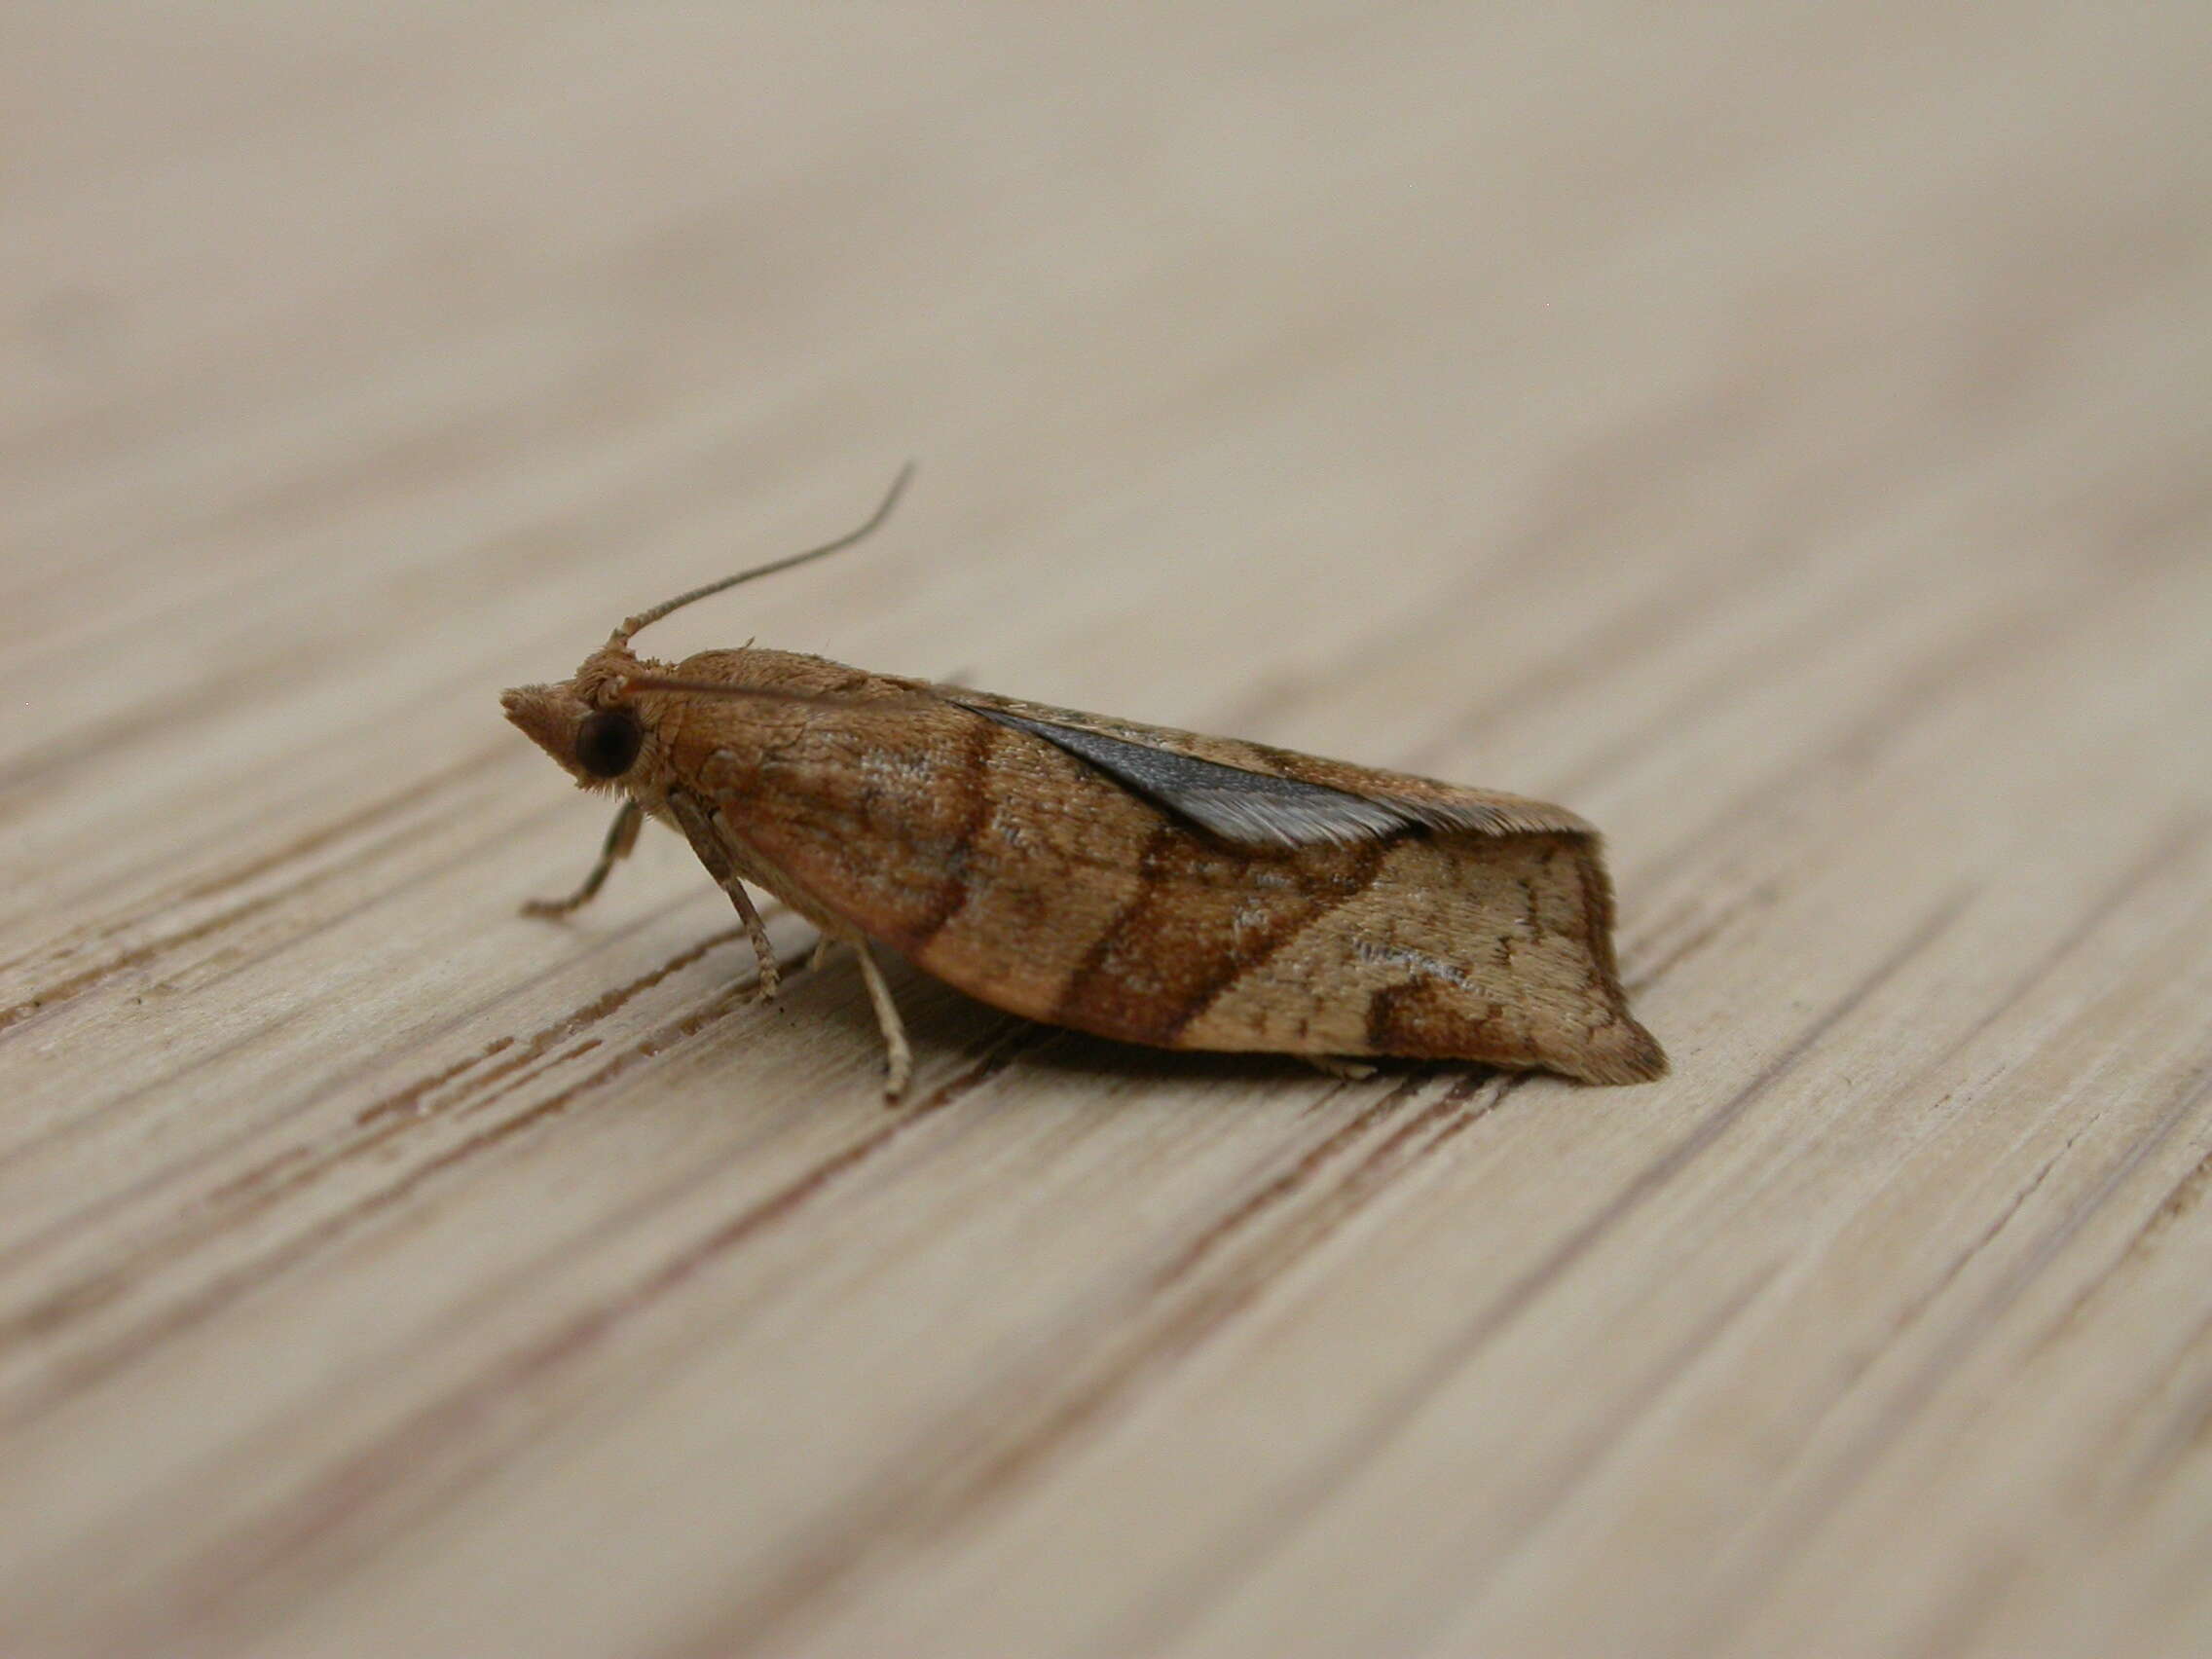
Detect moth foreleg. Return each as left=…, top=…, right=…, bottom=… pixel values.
left=665, top=791, right=782, bottom=999
left=524, top=798, right=644, bottom=918
left=720, top=877, right=781, bottom=1001
left=850, top=940, right=913, bottom=1102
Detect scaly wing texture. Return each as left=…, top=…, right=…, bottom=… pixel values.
left=952, top=707, right=1416, bottom=846
left=655, top=650, right=1663, bottom=1084
left=934, top=684, right=1594, bottom=843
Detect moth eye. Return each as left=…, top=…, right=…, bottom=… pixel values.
left=574, top=710, right=644, bottom=779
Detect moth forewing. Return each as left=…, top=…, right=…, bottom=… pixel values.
left=953, top=706, right=1421, bottom=846
left=501, top=474, right=1665, bottom=1097
left=942, top=693, right=1598, bottom=844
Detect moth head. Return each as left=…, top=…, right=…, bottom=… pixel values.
left=500, top=671, right=648, bottom=791
left=499, top=464, right=911, bottom=790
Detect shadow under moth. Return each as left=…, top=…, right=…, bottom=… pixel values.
left=501, top=468, right=1665, bottom=1098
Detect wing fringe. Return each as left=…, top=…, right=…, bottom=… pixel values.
left=963, top=704, right=1590, bottom=849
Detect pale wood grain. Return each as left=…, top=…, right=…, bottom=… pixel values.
left=3, top=4, right=2211, bottom=1656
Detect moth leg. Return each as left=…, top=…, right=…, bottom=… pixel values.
left=721, top=878, right=782, bottom=1001
left=1304, top=1055, right=1378, bottom=1082
left=798, top=936, right=903, bottom=1094
left=851, top=940, right=913, bottom=1101
left=524, top=798, right=644, bottom=918
left=664, top=791, right=781, bottom=999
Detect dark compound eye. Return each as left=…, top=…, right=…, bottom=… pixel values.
left=574, top=709, right=643, bottom=779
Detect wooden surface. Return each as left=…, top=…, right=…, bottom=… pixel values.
left=5, top=6, right=2211, bottom=1655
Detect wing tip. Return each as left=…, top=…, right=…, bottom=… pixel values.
left=1404, top=798, right=1599, bottom=840
left=1557, top=1018, right=1670, bottom=1085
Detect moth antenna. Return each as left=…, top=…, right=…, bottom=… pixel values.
left=609, top=461, right=916, bottom=648
left=615, top=676, right=938, bottom=713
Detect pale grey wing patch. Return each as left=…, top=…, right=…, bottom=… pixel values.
left=965, top=707, right=1419, bottom=847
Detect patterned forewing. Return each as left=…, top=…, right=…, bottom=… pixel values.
left=664, top=650, right=1659, bottom=1082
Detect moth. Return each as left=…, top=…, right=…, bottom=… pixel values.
left=501, top=468, right=1665, bottom=1098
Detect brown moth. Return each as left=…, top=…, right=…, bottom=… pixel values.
left=501, top=468, right=1666, bottom=1098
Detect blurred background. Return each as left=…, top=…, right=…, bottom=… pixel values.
left=12, top=3, right=2203, bottom=738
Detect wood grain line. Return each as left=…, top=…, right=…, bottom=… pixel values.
left=0, top=744, right=497, bottom=977
left=1939, top=816, right=2209, bottom=1062
left=2118, top=1293, right=2212, bottom=1494
left=0, top=891, right=708, bottom=1270
left=0, top=747, right=510, bottom=1034
left=1110, top=1254, right=1790, bottom=1659
left=659, top=1070, right=1514, bottom=1659
left=114, top=1025, right=1051, bottom=1653
left=0, top=925, right=771, bottom=1422
left=1098, top=893, right=1972, bottom=1647
left=1691, top=1061, right=2212, bottom=1653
